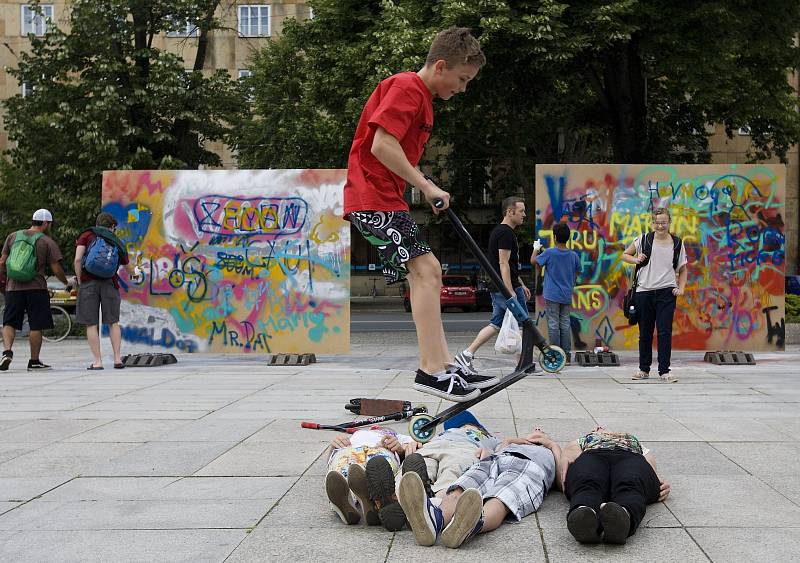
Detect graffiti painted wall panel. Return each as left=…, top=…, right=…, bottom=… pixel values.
left=101, top=170, right=350, bottom=354
left=535, top=164, right=785, bottom=351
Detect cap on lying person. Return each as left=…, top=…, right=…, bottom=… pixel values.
left=443, top=410, right=488, bottom=434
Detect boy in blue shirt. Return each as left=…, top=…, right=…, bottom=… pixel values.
left=531, top=222, right=580, bottom=359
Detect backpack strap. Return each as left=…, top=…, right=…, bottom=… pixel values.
left=670, top=234, right=682, bottom=270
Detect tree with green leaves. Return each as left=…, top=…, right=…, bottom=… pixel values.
left=234, top=0, right=800, bottom=203
left=2, top=0, right=245, bottom=243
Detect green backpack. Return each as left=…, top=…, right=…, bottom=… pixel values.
left=6, top=230, right=43, bottom=282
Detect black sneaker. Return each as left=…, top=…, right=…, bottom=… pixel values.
left=27, top=360, right=52, bottom=372
left=0, top=351, right=12, bottom=371
left=448, top=364, right=500, bottom=390
left=366, top=456, right=405, bottom=532
left=567, top=505, right=602, bottom=543
left=413, top=370, right=480, bottom=402
left=402, top=452, right=434, bottom=497
left=599, top=502, right=630, bottom=544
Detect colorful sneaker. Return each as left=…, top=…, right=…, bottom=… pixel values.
left=448, top=364, right=500, bottom=390
left=441, top=488, right=484, bottom=548
left=567, top=505, right=602, bottom=543
left=599, top=502, right=631, bottom=544
left=0, top=350, right=12, bottom=371
left=398, top=472, right=443, bottom=546
left=325, top=470, right=360, bottom=525
left=631, top=371, right=650, bottom=381
left=413, top=369, right=480, bottom=402
left=347, top=463, right=379, bottom=525
left=366, top=456, right=405, bottom=532
left=402, top=453, right=434, bottom=497
left=27, top=360, right=52, bottom=371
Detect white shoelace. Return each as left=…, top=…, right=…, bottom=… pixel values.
left=434, top=371, right=471, bottom=393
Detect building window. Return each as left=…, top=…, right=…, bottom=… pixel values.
left=238, top=69, right=253, bottom=79
left=21, top=4, right=53, bottom=36
left=238, top=5, right=270, bottom=37
left=21, top=82, right=33, bottom=98
left=308, top=7, right=314, bottom=19
left=166, top=19, right=199, bottom=38
left=737, top=126, right=751, bottom=136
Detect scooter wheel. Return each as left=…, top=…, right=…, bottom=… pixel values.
left=540, top=345, right=567, bottom=373
left=409, top=414, right=435, bottom=444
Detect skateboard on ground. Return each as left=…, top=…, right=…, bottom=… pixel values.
left=408, top=199, right=566, bottom=443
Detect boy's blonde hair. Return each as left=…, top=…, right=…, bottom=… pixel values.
left=426, top=27, right=486, bottom=69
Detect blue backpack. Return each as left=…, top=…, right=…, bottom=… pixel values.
left=82, top=234, right=120, bottom=279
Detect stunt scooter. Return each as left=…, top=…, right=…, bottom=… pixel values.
left=408, top=199, right=567, bottom=443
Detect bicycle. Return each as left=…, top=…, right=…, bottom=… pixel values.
left=0, top=303, right=72, bottom=343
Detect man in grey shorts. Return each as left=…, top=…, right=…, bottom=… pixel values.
left=399, top=426, right=563, bottom=549
left=73, top=212, right=138, bottom=370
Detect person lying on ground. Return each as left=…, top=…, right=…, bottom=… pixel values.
left=560, top=426, right=671, bottom=545
left=398, top=426, right=563, bottom=548
left=324, top=426, right=416, bottom=530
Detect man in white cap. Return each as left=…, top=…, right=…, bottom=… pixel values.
left=0, top=209, right=71, bottom=371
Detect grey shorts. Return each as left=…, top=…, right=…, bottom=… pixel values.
left=449, top=453, right=549, bottom=521
left=76, top=279, right=121, bottom=326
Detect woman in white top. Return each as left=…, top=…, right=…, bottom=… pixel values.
left=621, top=207, right=688, bottom=382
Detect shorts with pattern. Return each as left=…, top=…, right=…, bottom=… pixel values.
left=348, top=211, right=431, bottom=285
left=448, top=453, right=549, bottom=521
left=327, top=445, right=399, bottom=478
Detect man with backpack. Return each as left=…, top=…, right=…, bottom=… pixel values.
left=0, top=209, right=71, bottom=371
left=621, top=207, right=688, bottom=383
left=74, top=212, right=137, bottom=370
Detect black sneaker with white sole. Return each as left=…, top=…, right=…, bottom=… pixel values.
left=448, top=364, right=500, bottom=390
left=27, top=360, right=52, bottom=371
left=0, top=351, right=12, bottom=371
left=413, top=370, right=480, bottom=402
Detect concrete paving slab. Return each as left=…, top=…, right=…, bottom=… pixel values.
left=39, top=476, right=297, bottom=502
left=641, top=442, right=748, bottom=476
left=62, top=419, right=187, bottom=443
left=0, top=443, right=140, bottom=477
left=0, top=498, right=269, bottom=530
left=195, top=443, right=324, bottom=477
left=542, top=527, right=709, bottom=562
left=666, top=475, right=800, bottom=527
left=673, top=416, right=790, bottom=441
left=225, top=525, right=390, bottom=563
left=0, top=529, right=247, bottom=563
left=711, top=442, right=800, bottom=477
left=94, top=441, right=237, bottom=476
left=0, top=476, right=72, bottom=502
left=0, top=419, right=109, bottom=443
left=593, top=414, right=702, bottom=441
left=689, top=528, right=800, bottom=562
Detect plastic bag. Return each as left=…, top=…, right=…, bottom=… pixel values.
left=495, top=309, right=522, bottom=354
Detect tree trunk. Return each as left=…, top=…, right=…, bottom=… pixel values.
left=586, top=38, right=648, bottom=163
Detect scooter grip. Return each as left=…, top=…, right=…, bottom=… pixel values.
left=300, top=422, right=319, bottom=429
left=433, top=199, right=445, bottom=209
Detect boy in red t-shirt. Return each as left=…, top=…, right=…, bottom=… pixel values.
left=344, top=27, right=491, bottom=402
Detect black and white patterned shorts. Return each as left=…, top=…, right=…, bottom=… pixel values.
left=349, top=211, right=431, bottom=285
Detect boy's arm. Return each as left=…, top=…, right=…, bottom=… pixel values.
left=74, top=245, right=86, bottom=280
left=371, top=127, right=449, bottom=211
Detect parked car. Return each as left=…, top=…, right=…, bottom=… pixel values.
left=47, top=277, right=77, bottom=313
left=403, top=275, right=477, bottom=312
left=787, top=275, right=800, bottom=296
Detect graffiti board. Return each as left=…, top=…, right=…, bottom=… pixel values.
left=534, top=164, right=785, bottom=351
left=101, top=170, right=350, bottom=354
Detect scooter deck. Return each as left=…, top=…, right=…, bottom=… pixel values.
left=418, top=362, right=537, bottom=433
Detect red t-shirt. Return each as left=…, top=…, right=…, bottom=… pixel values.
left=343, top=72, right=434, bottom=216
left=76, top=230, right=129, bottom=289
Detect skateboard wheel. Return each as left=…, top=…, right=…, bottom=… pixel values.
left=540, top=345, right=567, bottom=373
left=409, top=414, right=435, bottom=444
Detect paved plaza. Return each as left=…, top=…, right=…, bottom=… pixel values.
left=0, top=332, right=798, bottom=562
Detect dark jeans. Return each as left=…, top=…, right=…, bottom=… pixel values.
left=635, top=288, right=676, bottom=375
left=564, top=449, right=661, bottom=537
